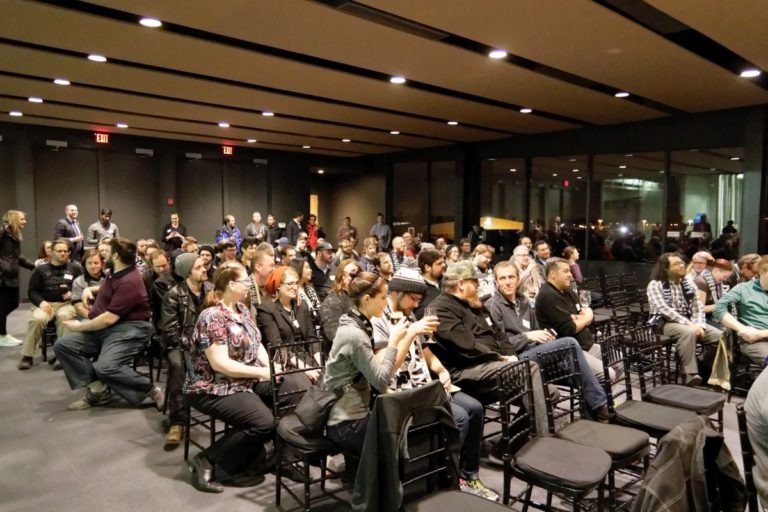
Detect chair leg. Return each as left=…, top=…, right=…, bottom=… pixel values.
left=274, top=437, right=282, bottom=507
left=183, top=403, right=191, bottom=461
left=502, top=463, right=511, bottom=505
left=608, top=470, right=616, bottom=510
left=522, top=485, right=533, bottom=512
left=717, top=409, right=724, bottom=433
left=303, top=458, right=311, bottom=512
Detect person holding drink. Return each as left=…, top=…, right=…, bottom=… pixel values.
left=370, top=268, right=498, bottom=501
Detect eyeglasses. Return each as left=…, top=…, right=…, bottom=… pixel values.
left=281, top=280, right=299, bottom=287
left=234, top=278, right=250, bottom=285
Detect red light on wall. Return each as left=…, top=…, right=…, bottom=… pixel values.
left=95, top=133, right=109, bottom=144
left=562, top=179, right=570, bottom=188
left=222, top=145, right=233, bottom=155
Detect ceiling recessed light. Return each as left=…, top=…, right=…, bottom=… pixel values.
left=709, top=167, right=717, bottom=171
left=389, top=76, right=406, bottom=84
left=218, top=122, right=230, bottom=128
left=247, top=139, right=257, bottom=143
left=625, top=153, right=634, bottom=157
left=740, top=69, right=761, bottom=78
left=262, top=111, right=274, bottom=117
left=509, top=168, right=517, bottom=172
left=447, top=121, right=459, bottom=125
left=519, top=108, right=533, bottom=114
left=28, top=97, right=43, bottom=103
left=576, top=176, right=582, bottom=180
left=552, top=173, right=558, bottom=177
left=302, top=145, right=311, bottom=149
left=730, top=156, right=740, bottom=161
left=569, top=158, right=577, bottom=162
left=614, top=91, right=630, bottom=98
left=488, top=49, right=507, bottom=59
left=341, top=138, right=351, bottom=142
left=619, top=165, right=627, bottom=169
left=317, top=169, right=325, bottom=174
left=9, top=111, right=22, bottom=117
left=689, top=149, right=698, bottom=152
left=53, top=78, right=70, bottom=86
left=139, top=17, right=162, bottom=28
left=618, top=173, right=624, bottom=177
left=87, top=54, right=107, bottom=62
left=659, top=170, right=665, bottom=174
left=572, top=168, right=579, bottom=172
left=116, top=123, right=128, bottom=128
left=389, top=130, right=400, bottom=135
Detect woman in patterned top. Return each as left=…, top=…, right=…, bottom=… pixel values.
left=183, top=262, right=274, bottom=493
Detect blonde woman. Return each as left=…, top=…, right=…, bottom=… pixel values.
left=0, top=210, right=35, bottom=346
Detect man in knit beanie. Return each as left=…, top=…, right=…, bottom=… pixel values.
left=158, top=253, right=212, bottom=449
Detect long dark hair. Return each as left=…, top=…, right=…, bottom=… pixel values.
left=649, top=252, right=684, bottom=282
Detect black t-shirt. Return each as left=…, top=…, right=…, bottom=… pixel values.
left=535, top=282, right=594, bottom=350
left=28, top=261, right=82, bottom=306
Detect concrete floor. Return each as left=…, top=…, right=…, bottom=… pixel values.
left=0, top=304, right=747, bottom=511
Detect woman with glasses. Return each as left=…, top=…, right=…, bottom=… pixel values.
left=320, top=259, right=363, bottom=351
left=183, top=262, right=275, bottom=493
left=256, top=266, right=321, bottom=384
left=0, top=210, right=35, bottom=347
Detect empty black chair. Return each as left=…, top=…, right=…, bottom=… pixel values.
left=535, top=345, right=650, bottom=510
left=496, top=359, right=611, bottom=510
left=599, top=334, right=695, bottom=440
left=628, top=326, right=725, bottom=432
left=736, top=404, right=761, bottom=512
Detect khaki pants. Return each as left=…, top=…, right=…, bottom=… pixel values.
left=661, top=321, right=721, bottom=376
left=585, top=343, right=618, bottom=382
left=21, top=302, right=76, bottom=358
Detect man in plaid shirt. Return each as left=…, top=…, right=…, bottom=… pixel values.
left=647, top=253, right=722, bottom=386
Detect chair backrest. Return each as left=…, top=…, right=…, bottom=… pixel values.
left=628, top=326, right=669, bottom=395
left=580, top=276, right=602, bottom=293
left=496, top=360, right=537, bottom=457
left=599, top=334, right=635, bottom=410
left=621, top=271, right=639, bottom=291
left=606, top=289, right=631, bottom=310
left=601, top=273, right=622, bottom=295
left=736, top=404, right=760, bottom=512
left=533, top=345, right=588, bottom=431
left=267, top=336, right=325, bottom=419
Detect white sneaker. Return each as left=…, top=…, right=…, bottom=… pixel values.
left=0, top=334, right=23, bottom=347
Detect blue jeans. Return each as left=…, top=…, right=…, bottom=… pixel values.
left=54, top=320, right=153, bottom=406
left=518, top=337, right=607, bottom=411
left=327, top=416, right=369, bottom=476
left=450, top=391, right=484, bottom=478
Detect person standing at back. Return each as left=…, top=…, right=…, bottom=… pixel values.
left=54, top=204, right=84, bottom=261
left=0, top=210, right=35, bottom=347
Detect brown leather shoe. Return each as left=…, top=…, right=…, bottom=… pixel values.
left=17, top=356, right=33, bottom=371
left=164, top=425, right=184, bottom=450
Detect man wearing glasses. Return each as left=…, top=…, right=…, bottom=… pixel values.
left=18, top=239, right=80, bottom=370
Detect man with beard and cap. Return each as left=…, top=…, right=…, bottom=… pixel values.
left=198, top=245, right=215, bottom=282
left=54, top=238, right=163, bottom=411
left=159, top=252, right=213, bottom=449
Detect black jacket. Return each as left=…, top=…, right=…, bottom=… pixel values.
left=485, top=292, right=538, bottom=354
left=158, top=280, right=212, bottom=350
left=285, top=219, right=302, bottom=245
left=256, top=299, right=318, bottom=347
left=535, top=282, right=594, bottom=350
left=429, top=292, right=506, bottom=372
left=53, top=217, right=84, bottom=260
left=0, top=226, right=34, bottom=288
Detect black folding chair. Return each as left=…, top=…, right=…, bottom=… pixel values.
left=736, top=404, right=761, bottom=512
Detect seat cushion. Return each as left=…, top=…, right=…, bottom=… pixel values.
left=557, top=420, right=649, bottom=459
left=277, top=413, right=338, bottom=452
left=406, top=490, right=510, bottom=511
left=645, top=385, right=725, bottom=415
left=515, top=437, right=611, bottom=490
left=615, top=399, right=695, bottom=434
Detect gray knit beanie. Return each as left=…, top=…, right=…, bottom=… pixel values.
left=388, top=267, right=428, bottom=295
left=174, top=253, right=199, bottom=279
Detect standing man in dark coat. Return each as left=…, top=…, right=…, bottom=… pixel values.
left=161, top=212, right=187, bottom=253
left=54, top=204, right=84, bottom=261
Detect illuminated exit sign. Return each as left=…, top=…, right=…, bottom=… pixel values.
left=222, top=145, right=233, bottom=155
left=95, top=133, right=109, bottom=144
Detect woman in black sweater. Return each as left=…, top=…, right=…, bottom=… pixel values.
left=0, top=210, right=35, bottom=346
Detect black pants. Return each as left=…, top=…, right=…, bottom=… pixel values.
left=450, top=360, right=513, bottom=405
left=0, top=286, right=20, bottom=335
left=166, top=348, right=187, bottom=426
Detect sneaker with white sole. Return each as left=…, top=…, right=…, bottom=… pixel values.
left=459, top=477, right=500, bottom=502
left=68, top=387, right=112, bottom=410
left=0, top=334, right=23, bottom=347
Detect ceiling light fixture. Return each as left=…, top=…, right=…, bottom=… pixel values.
left=552, top=173, right=558, bottom=177
left=389, top=76, right=406, bottom=84
left=709, top=167, right=717, bottom=171
left=614, top=91, right=630, bottom=98
left=87, top=54, right=107, bottom=62
left=318, top=169, right=325, bottom=174
left=262, top=111, right=274, bottom=117
left=116, top=123, right=128, bottom=128
left=730, top=156, right=740, bottom=161
left=625, top=153, right=634, bottom=157
left=618, top=173, right=624, bottom=177
left=218, top=122, right=230, bottom=128
left=247, top=139, right=257, bottom=143
left=740, top=69, right=761, bottom=78
left=28, top=97, right=43, bottom=103
left=9, top=111, right=22, bottom=117
left=509, top=168, right=517, bottom=173
left=341, top=138, right=351, bottom=142
left=619, top=165, right=627, bottom=169
left=302, top=145, right=311, bottom=149
left=519, top=108, right=533, bottom=114
left=53, top=78, right=70, bottom=86
left=139, top=17, right=162, bottom=28
left=569, top=158, right=577, bottom=162
left=389, top=130, right=400, bottom=135
left=572, top=169, right=579, bottom=172
left=576, top=176, right=582, bottom=180
left=488, top=49, right=507, bottom=59
left=447, top=121, right=459, bottom=125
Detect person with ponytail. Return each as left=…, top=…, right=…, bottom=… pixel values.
left=323, top=271, right=438, bottom=475
left=0, top=210, right=35, bottom=346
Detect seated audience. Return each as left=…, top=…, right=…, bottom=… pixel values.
left=391, top=236, right=415, bottom=272
left=320, top=260, right=362, bottom=349
left=295, top=233, right=312, bottom=261
left=714, top=255, right=768, bottom=364
left=471, top=244, right=495, bottom=301
left=248, top=249, right=275, bottom=308
left=54, top=238, right=163, bottom=410
left=18, top=239, right=80, bottom=370
left=215, top=240, right=237, bottom=266
left=647, top=252, right=721, bottom=386
left=686, top=250, right=714, bottom=282
left=512, top=245, right=544, bottom=302
left=738, top=253, right=761, bottom=283
left=332, top=238, right=359, bottom=273
left=532, top=240, right=550, bottom=271
left=309, top=241, right=334, bottom=302
left=358, top=236, right=379, bottom=273
left=413, top=248, right=444, bottom=318
left=278, top=244, right=296, bottom=267
left=198, top=245, right=215, bottom=282
left=693, top=258, right=733, bottom=327
left=372, top=251, right=394, bottom=282
left=239, top=239, right=257, bottom=275
left=535, top=258, right=611, bottom=381
left=324, top=272, right=435, bottom=477
left=289, top=258, right=321, bottom=329
left=370, top=268, right=498, bottom=501
left=34, top=240, right=52, bottom=267
left=445, top=244, right=460, bottom=264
